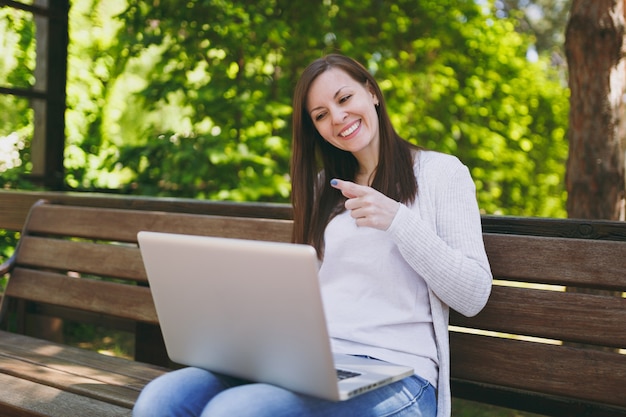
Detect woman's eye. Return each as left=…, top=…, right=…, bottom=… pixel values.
left=314, top=112, right=327, bottom=121
left=339, top=94, right=352, bottom=103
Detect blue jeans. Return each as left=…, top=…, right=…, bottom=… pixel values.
left=133, top=367, right=436, bottom=417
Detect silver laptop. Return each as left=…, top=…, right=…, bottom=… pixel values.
left=137, top=231, right=414, bottom=401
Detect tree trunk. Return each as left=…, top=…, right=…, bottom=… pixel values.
left=564, top=1, right=624, bottom=354
left=565, top=0, right=626, bottom=220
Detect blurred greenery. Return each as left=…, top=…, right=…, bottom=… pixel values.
left=0, top=230, right=16, bottom=293
left=2, top=0, right=570, bottom=216
left=63, top=322, right=135, bottom=360
left=452, top=399, right=545, bottom=417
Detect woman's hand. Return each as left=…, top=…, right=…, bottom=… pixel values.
left=330, top=178, right=400, bottom=231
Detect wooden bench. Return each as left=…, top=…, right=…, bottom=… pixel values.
left=0, top=192, right=625, bottom=416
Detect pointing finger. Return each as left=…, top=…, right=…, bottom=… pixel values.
left=330, top=178, right=366, bottom=199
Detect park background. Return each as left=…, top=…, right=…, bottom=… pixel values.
left=1, top=0, right=571, bottom=216
left=0, top=1, right=617, bottom=415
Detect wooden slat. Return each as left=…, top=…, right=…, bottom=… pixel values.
left=450, top=285, right=626, bottom=348
left=25, top=204, right=293, bottom=243
left=450, top=332, right=626, bottom=408
left=0, top=192, right=42, bottom=232
left=0, top=355, right=139, bottom=408
left=481, top=214, right=626, bottom=241
left=451, top=380, right=626, bottom=417
left=484, top=233, right=626, bottom=290
left=0, top=331, right=168, bottom=415
left=0, top=401, right=48, bottom=417
left=0, top=373, right=132, bottom=417
left=44, top=193, right=293, bottom=219
left=0, top=190, right=293, bottom=233
left=5, top=190, right=626, bottom=238
left=0, top=330, right=167, bottom=382
left=0, top=331, right=168, bottom=410
left=15, top=236, right=146, bottom=281
left=5, top=269, right=158, bottom=324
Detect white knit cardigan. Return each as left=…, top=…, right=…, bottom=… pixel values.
left=386, top=150, right=493, bottom=417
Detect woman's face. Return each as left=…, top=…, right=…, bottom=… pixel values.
left=306, top=68, right=380, bottom=160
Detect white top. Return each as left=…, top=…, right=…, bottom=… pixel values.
left=318, top=150, right=492, bottom=417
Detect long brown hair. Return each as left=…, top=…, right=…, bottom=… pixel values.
left=290, top=54, right=419, bottom=257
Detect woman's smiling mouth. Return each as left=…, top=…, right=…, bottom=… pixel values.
left=339, top=120, right=361, bottom=138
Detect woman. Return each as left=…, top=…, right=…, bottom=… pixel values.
left=133, top=54, right=492, bottom=417
left=290, top=53, right=491, bottom=417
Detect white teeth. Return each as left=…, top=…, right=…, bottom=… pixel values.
left=340, top=121, right=360, bottom=137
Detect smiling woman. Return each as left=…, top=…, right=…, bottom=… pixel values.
left=290, top=54, right=420, bottom=255
left=286, top=55, right=493, bottom=417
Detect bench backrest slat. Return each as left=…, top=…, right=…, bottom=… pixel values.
left=485, top=233, right=626, bottom=290
left=6, top=268, right=157, bottom=324
left=17, top=236, right=147, bottom=281
left=25, top=204, right=292, bottom=243
left=450, top=332, right=626, bottom=408
left=451, top=285, right=626, bottom=348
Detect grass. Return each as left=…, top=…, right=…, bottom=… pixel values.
left=453, top=399, right=545, bottom=417
left=63, top=322, right=135, bottom=360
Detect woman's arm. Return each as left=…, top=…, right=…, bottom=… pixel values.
left=388, top=163, right=492, bottom=317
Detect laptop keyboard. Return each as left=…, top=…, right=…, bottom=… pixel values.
left=336, top=369, right=361, bottom=381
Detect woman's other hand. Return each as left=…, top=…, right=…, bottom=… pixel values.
left=330, top=179, right=400, bottom=231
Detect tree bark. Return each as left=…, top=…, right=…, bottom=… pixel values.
left=564, top=2, right=623, bottom=354
left=565, top=0, right=626, bottom=220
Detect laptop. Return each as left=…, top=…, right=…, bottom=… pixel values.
left=137, top=231, right=414, bottom=401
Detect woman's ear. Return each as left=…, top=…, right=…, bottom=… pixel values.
left=366, top=81, right=379, bottom=105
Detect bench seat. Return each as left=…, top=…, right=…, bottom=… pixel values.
left=0, top=330, right=167, bottom=416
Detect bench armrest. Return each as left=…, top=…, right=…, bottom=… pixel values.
left=0, top=199, right=47, bottom=278
left=0, top=253, right=16, bottom=276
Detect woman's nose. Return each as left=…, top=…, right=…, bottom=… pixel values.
left=331, top=108, right=347, bottom=124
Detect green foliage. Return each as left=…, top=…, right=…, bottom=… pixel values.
left=364, top=3, right=570, bottom=216
left=104, top=0, right=322, bottom=199
left=118, top=131, right=291, bottom=201
left=106, top=0, right=568, bottom=216
left=1, top=7, right=36, bottom=90
left=63, top=322, right=134, bottom=359
left=453, top=398, right=543, bottom=416
left=0, top=230, right=18, bottom=293
left=2, top=0, right=570, bottom=217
